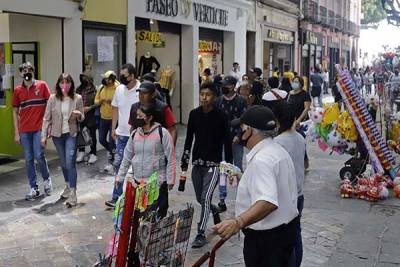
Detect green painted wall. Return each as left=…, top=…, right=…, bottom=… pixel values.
left=0, top=42, right=22, bottom=157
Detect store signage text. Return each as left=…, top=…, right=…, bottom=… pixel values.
left=266, top=29, right=294, bottom=43
left=305, top=32, right=317, bottom=45
left=136, top=31, right=163, bottom=45
left=199, top=40, right=221, bottom=53
left=146, top=0, right=179, bottom=17
left=193, top=3, right=228, bottom=26
left=146, top=0, right=229, bottom=26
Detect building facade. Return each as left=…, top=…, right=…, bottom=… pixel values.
left=128, top=0, right=250, bottom=123
left=254, top=0, right=300, bottom=78
left=299, top=0, right=361, bottom=84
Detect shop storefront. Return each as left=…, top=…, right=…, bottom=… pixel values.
left=128, top=0, right=249, bottom=123
left=263, top=27, right=295, bottom=78
left=198, top=28, right=224, bottom=76
left=328, top=35, right=340, bottom=84
left=300, top=30, right=324, bottom=78
left=341, top=36, right=351, bottom=69
left=255, top=3, right=299, bottom=78
left=0, top=1, right=82, bottom=158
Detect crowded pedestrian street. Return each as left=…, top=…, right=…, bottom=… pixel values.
left=3, top=0, right=400, bottom=266
left=0, top=122, right=399, bottom=267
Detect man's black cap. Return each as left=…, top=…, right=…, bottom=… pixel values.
left=250, top=67, right=263, bottom=77
left=137, top=81, right=156, bottom=93
left=142, top=73, right=155, bottom=83
left=221, top=75, right=238, bottom=87
left=231, top=105, right=277, bottom=130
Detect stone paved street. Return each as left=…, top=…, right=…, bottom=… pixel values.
left=1, top=125, right=400, bottom=267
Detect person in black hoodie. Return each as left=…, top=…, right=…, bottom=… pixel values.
left=76, top=72, right=98, bottom=164
left=181, top=81, right=233, bottom=248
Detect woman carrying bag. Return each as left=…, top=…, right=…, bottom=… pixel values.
left=41, top=73, right=84, bottom=207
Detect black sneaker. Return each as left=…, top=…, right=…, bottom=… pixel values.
left=217, top=201, right=227, bottom=213
left=212, top=210, right=221, bottom=225
left=192, top=234, right=207, bottom=248
left=105, top=199, right=116, bottom=208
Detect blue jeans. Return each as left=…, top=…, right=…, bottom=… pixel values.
left=294, top=195, right=304, bottom=267
left=52, top=133, right=78, bottom=188
left=112, top=135, right=130, bottom=200
left=99, top=119, right=115, bottom=162
left=219, top=143, right=243, bottom=200
left=20, top=131, right=50, bottom=189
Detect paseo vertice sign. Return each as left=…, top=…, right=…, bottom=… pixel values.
left=146, top=0, right=229, bottom=26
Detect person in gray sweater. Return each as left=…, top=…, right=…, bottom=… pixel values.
left=115, top=103, right=175, bottom=218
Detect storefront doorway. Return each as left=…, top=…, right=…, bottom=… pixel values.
left=12, top=42, right=39, bottom=85
left=198, top=28, right=224, bottom=76
left=135, top=18, right=182, bottom=121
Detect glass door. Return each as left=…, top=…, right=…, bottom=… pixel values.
left=12, top=42, right=39, bottom=86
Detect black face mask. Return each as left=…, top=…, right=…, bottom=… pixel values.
left=119, top=75, right=129, bottom=85
left=238, top=128, right=252, bottom=147
left=222, top=87, right=231, bottom=95
left=101, top=78, right=108, bottom=86
left=134, top=118, right=146, bottom=128
left=23, top=73, right=33, bottom=81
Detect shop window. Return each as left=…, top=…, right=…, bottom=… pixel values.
left=83, top=22, right=126, bottom=86
left=199, top=28, right=224, bottom=75
left=135, top=18, right=182, bottom=121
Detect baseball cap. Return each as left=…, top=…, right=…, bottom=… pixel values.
left=137, top=81, right=156, bottom=93
left=142, top=72, right=156, bottom=83
left=221, top=75, right=238, bottom=87
left=101, top=70, right=116, bottom=79
left=250, top=67, right=263, bottom=77
left=231, top=105, right=277, bottom=131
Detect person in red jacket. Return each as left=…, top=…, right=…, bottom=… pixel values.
left=12, top=62, right=52, bottom=200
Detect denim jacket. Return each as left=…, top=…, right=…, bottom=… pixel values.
left=42, top=94, right=85, bottom=138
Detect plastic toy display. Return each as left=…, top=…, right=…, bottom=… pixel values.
left=335, top=65, right=396, bottom=177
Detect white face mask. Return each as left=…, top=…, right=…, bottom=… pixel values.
left=291, top=82, right=300, bottom=90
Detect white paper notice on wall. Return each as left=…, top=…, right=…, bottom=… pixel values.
left=2, top=75, right=11, bottom=90
left=5, top=64, right=15, bottom=76
left=97, top=36, right=114, bottom=62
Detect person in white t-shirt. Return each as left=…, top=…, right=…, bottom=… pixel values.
left=105, top=63, right=140, bottom=208
left=213, top=105, right=298, bottom=267
left=274, top=102, right=306, bottom=267
left=229, top=62, right=242, bottom=89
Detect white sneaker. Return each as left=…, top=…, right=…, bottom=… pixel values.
left=76, top=151, right=85, bottom=163
left=88, top=154, right=97, bottom=164
left=60, top=183, right=71, bottom=199
left=103, top=163, right=114, bottom=174
left=66, top=188, right=77, bottom=207
left=43, top=178, right=52, bottom=195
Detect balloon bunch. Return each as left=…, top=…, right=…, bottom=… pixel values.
left=307, top=103, right=358, bottom=154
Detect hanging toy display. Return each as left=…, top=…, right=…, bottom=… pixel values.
left=335, top=65, right=396, bottom=178
left=135, top=172, right=160, bottom=213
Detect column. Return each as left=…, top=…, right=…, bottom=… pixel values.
left=181, top=25, right=198, bottom=124
left=63, top=15, right=82, bottom=81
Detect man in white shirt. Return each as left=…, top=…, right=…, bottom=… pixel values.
left=213, top=105, right=298, bottom=267
left=229, top=62, right=242, bottom=89
left=105, top=63, right=140, bottom=207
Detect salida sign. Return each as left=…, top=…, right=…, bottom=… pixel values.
left=199, top=40, right=221, bottom=54
left=146, top=0, right=229, bottom=26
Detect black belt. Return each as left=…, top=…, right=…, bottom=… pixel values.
left=242, top=217, right=297, bottom=236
